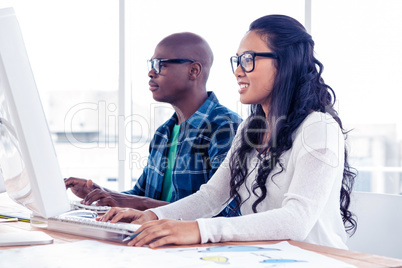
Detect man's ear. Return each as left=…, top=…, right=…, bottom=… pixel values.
left=188, top=62, right=202, bottom=80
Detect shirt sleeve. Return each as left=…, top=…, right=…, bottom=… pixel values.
left=121, top=172, right=146, bottom=196
left=196, top=114, right=345, bottom=243
left=196, top=150, right=343, bottom=243
left=152, top=114, right=345, bottom=245
left=207, top=114, right=240, bottom=178
left=149, top=122, right=246, bottom=220
left=121, top=129, right=161, bottom=196
left=121, top=142, right=155, bottom=196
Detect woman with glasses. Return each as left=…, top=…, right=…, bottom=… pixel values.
left=99, top=14, right=357, bottom=250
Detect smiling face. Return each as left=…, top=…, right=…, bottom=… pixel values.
left=234, top=30, right=277, bottom=115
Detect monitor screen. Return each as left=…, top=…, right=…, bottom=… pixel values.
left=0, top=7, right=70, bottom=218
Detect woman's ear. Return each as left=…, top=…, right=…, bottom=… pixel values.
left=188, top=62, right=202, bottom=80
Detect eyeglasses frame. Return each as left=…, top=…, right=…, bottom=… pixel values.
left=230, top=52, right=278, bottom=73
left=147, top=58, right=195, bottom=74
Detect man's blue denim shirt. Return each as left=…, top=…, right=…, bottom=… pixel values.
left=123, top=92, right=242, bottom=216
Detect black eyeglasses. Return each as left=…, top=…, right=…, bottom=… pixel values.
left=147, top=58, right=195, bottom=74
left=230, top=52, right=278, bottom=73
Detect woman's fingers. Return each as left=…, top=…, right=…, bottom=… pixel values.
left=125, top=219, right=201, bottom=248
left=128, top=224, right=171, bottom=247
left=98, top=207, right=130, bottom=222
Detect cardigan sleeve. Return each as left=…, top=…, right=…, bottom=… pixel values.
left=196, top=147, right=343, bottom=243
left=151, top=113, right=346, bottom=246
left=195, top=113, right=345, bottom=244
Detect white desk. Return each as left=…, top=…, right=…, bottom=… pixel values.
left=1, top=193, right=402, bottom=268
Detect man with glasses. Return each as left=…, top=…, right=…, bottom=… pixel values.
left=65, top=32, right=242, bottom=216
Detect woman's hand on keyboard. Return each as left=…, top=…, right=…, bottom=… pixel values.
left=97, top=207, right=157, bottom=225
left=127, top=219, right=201, bottom=248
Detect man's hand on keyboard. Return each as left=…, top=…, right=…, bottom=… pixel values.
left=82, top=189, right=125, bottom=207
left=82, top=190, right=170, bottom=211
left=66, top=177, right=171, bottom=210
left=97, top=207, right=157, bottom=225
left=64, top=177, right=102, bottom=199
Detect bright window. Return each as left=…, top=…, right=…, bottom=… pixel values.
left=125, top=0, right=305, bottom=190
left=312, top=0, right=402, bottom=194
left=6, top=1, right=120, bottom=191
left=5, top=0, right=401, bottom=195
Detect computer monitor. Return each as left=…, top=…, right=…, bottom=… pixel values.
left=0, top=7, right=71, bottom=218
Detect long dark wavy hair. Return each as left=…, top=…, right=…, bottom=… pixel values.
left=228, top=15, right=357, bottom=235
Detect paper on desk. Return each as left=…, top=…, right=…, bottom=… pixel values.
left=0, top=231, right=53, bottom=247
left=0, top=217, right=18, bottom=222
left=158, top=241, right=356, bottom=268
left=0, top=240, right=215, bottom=268
left=0, top=240, right=355, bottom=268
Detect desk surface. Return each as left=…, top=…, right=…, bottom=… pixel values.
left=1, top=193, right=402, bottom=268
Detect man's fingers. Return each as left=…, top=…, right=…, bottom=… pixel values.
left=83, top=189, right=105, bottom=204
left=86, top=179, right=93, bottom=189
left=96, top=197, right=116, bottom=207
